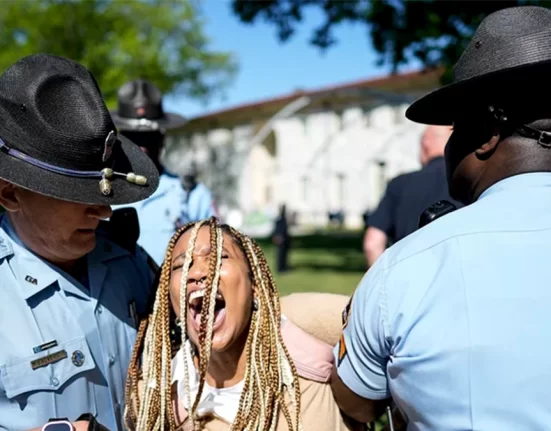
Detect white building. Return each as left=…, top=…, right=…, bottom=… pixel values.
left=163, top=69, right=441, bottom=233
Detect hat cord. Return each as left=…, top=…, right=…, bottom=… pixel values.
left=0, top=137, right=148, bottom=196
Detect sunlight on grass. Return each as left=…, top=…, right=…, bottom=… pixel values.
left=256, top=232, right=367, bottom=297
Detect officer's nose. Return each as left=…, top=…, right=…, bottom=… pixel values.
left=87, top=205, right=113, bottom=220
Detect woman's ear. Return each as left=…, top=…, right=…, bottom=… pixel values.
left=0, top=180, right=20, bottom=212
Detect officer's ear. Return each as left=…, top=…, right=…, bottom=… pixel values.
left=475, top=131, right=500, bottom=160
left=0, top=179, right=21, bottom=212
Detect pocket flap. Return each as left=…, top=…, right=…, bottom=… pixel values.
left=1, top=336, right=95, bottom=399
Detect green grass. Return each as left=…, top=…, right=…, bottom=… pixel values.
left=255, top=231, right=367, bottom=297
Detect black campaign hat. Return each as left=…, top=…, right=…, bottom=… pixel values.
left=407, top=6, right=551, bottom=125
left=0, top=54, right=159, bottom=205
left=111, top=79, right=187, bottom=132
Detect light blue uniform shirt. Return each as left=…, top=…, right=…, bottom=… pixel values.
left=114, top=173, right=215, bottom=266
left=0, top=215, right=153, bottom=431
left=335, top=173, right=551, bottom=430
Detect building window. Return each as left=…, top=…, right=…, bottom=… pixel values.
left=299, top=115, right=308, bottom=135
left=302, top=176, right=309, bottom=202
left=364, top=110, right=372, bottom=127
left=394, top=106, right=404, bottom=124
left=336, top=173, right=346, bottom=209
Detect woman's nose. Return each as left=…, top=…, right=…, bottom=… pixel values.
left=187, top=260, right=208, bottom=285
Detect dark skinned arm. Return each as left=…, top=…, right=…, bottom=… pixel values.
left=330, top=365, right=390, bottom=424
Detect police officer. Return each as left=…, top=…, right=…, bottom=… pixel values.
left=0, top=54, right=159, bottom=430
left=331, top=6, right=551, bottom=430
left=175, top=160, right=218, bottom=229
left=363, top=125, right=462, bottom=267
left=271, top=204, right=291, bottom=273
left=111, top=79, right=215, bottom=266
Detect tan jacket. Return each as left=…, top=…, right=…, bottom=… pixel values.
left=174, top=376, right=356, bottom=431
left=128, top=318, right=361, bottom=430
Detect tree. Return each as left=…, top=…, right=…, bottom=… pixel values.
left=0, top=0, right=236, bottom=107
left=231, top=0, right=551, bottom=82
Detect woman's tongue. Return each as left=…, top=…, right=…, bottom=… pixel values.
left=191, top=299, right=226, bottom=327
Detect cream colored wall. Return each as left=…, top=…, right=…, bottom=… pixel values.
left=165, top=102, right=426, bottom=230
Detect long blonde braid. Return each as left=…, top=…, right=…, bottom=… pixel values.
left=125, top=218, right=302, bottom=431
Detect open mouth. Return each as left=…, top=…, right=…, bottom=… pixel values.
left=188, top=288, right=227, bottom=331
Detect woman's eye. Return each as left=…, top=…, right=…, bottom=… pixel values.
left=221, top=254, right=229, bottom=259
left=172, top=264, right=183, bottom=271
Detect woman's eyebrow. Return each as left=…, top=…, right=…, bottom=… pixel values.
left=172, top=252, right=187, bottom=264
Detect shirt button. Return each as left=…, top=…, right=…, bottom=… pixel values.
left=108, top=355, right=116, bottom=365
left=51, top=376, right=60, bottom=387
left=97, top=305, right=103, bottom=314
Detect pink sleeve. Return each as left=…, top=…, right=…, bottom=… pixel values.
left=281, top=317, right=334, bottom=383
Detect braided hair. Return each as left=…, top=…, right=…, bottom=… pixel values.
left=125, top=217, right=302, bottom=430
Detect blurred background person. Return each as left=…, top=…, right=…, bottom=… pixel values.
left=272, top=203, right=291, bottom=273
left=363, top=125, right=462, bottom=267
left=111, top=79, right=215, bottom=266
left=175, top=159, right=218, bottom=229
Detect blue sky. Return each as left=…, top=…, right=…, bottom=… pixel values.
left=164, top=0, right=422, bottom=119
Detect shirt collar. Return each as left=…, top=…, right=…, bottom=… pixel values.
left=0, top=216, right=129, bottom=300
left=1, top=217, right=63, bottom=299
left=0, top=215, right=14, bottom=260
left=425, top=156, right=444, bottom=168
left=478, top=172, right=551, bottom=200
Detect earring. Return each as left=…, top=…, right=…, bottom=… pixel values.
left=175, top=317, right=181, bottom=327
left=252, top=298, right=259, bottom=311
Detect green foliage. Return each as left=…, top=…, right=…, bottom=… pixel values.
left=232, top=0, right=551, bottom=82
left=0, top=0, right=236, bottom=107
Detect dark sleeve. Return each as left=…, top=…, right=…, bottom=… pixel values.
left=368, top=178, right=401, bottom=237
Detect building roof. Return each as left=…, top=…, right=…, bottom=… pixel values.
left=172, top=68, right=442, bottom=134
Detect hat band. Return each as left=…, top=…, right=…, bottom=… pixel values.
left=0, top=138, right=148, bottom=196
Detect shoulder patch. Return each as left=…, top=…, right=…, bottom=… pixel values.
left=338, top=295, right=354, bottom=366
left=341, top=294, right=353, bottom=329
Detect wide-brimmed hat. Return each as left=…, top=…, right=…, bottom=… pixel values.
left=111, top=79, right=187, bottom=133
left=0, top=54, right=159, bottom=206
left=407, top=6, right=551, bottom=125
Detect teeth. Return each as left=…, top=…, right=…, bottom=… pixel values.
left=188, top=289, right=224, bottom=305
left=189, top=289, right=205, bottom=304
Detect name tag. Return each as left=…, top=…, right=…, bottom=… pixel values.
left=33, top=340, right=58, bottom=354
left=30, top=350, right=67, bottom=370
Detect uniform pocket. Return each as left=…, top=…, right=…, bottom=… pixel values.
left=1, top=336, right=95, bottom=399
